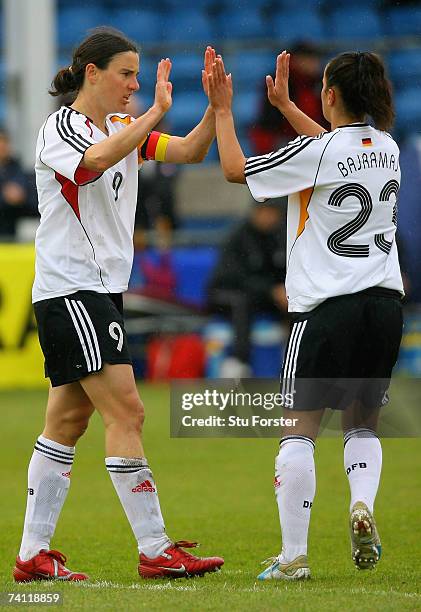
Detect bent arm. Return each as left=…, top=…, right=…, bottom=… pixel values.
left=274, top=100, right=326, bottom=137
left=266, top=51, right=326, bottom=137
left=214, top=109, right=246, bottom=183
left=164, top=106, right=215, bottom=164
left=82, top=105, right=166, bottom=173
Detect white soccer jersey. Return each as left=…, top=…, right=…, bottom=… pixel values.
left=245, top=124, right=404, bottom=312
left=32, top=106, right=142, bottom=303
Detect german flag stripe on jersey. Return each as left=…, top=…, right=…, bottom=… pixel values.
left=362, top=137, right=373, bottom=147
left=140, top=131, right=171, bottom=162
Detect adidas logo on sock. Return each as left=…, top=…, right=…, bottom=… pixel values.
left=61, top=471, right=72, bottom=478
left=274, top=476, right=281, bottom=489
left=132, top=480, right=156, bottom=493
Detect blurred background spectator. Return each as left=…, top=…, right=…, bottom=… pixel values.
left=249, top=42, right=328, bottom=155
left=208, top=200, right=288, bottom=377
left=0, top=129, right=34, bottom=239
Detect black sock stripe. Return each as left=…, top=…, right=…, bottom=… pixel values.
left=280, top=435, right=315, bottom=448
left=106, top=464, right=149, bottom=469
left=35, top=440, right=75, bottom=457
left=34, top=447, right=73, bottom=465
left=107, top=468, right=149, bottom=473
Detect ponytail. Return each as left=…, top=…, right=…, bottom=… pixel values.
left=49, top=66, right=81, bottom=97
left=325, top=51, right=395, bottom=131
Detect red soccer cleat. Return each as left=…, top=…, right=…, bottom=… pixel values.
left=138, top=540, right=224, bottom=579
left=13, top=549, right=88, bottom=582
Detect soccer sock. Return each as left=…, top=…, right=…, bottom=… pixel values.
left=275, top=436, right=316, bottom=564
left=105, top=457, right=170, bottom=558
left=19, top=435, right=75, bottom=561
left=344, top=428, right=382, bottom=513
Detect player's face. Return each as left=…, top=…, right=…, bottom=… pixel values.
left=97, top=51, right=140, bottom=113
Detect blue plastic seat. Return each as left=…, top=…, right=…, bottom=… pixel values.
left=170, top=53, right=204, bottom=93
left=322, top=0, right=381, bottom=7
left=108, top=9, right=162, bottom=44
left=388, top=50, right=421, bottom=90
left=162, top=10, right=214, bottom=42
left=394, top=88, right=421, bottom=135
left=233, top=90, right=261, bottom=127
left=218, top=8, right=269, bottom=39
left=272, top=10, right=324, bottom=43
left=229, top=50, right=273, bottom=89
left=384, top=7, right=421, bottom=36
left=57, top=7, right=111, bottom=49
left=327, top=8, right=382, bottom=39
left=168, top=91, right=208, bottom=133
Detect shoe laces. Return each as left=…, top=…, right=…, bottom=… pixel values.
left=45, top=550, right=67, bottom=566
left=260, top=555, right=279, bottom=567
left=174, top=540, right=199, bottom=549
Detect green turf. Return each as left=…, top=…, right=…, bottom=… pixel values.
left=1, top=384, right=420, bottom=611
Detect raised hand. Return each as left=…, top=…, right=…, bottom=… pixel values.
left=266, top=50, right=291, bottom=111
left=202, top=46, right=216, bottom=96
left=208, top=56, right=233, bottom=113
left=154, top=58, right=173, bottom=113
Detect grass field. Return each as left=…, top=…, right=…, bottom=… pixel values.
left=1, top=384, right=420, bottom=611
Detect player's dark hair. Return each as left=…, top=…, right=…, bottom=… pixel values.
left=49, top=27, right=138, bottom=97
left=325, top=52, right=394, bottom=131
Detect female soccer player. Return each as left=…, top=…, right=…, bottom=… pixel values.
left=207, top=51, right=403, bottom=579
left=13, top=29, right=223, bottom=582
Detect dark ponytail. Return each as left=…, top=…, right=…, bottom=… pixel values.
left=325, top=51, right=395, bottom=131
left=49, top=26, right=138, bottom=97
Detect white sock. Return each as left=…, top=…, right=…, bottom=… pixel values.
left=275, top=436, right=316, bottom=564
left=105, top=457, right=170, bottom=558
left=344, top=428, right=382, bottom=513
left=19, top=435, right=75, bottom=561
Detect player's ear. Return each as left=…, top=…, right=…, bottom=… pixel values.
left=327, top=87, right=336, bottom=107
left=85, top=63, right=98, bottom=84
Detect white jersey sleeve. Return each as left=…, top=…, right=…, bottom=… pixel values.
left=39, top=107, right=100, bottom=185
left=245, top=132, right=333, bottom=201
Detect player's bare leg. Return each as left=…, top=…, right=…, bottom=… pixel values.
left=80, top=364, right=223, bottom=578
left=14, top=383, right=93, bottom=581
left=259, top=408, right=324, bottom=580
left=342, top=403, right=382, bottom=569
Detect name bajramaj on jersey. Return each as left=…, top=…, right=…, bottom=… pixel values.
left=338, top=151, right=399, bottom=177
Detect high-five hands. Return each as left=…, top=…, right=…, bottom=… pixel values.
left=266, top=50, right=291, bottom=112
left=207, top=56, right=233, bottom=113
left=202, top=46, right=216, bottom=96
left=154, top=58, right=173, bottom=113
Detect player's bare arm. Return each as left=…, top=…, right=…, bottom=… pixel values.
left=267, top=51, right=326, bottom=137
left=208, top=57, right=246, bottom=184
left=165, top=46, right=217, bottom=164
left=82, top=59, right=172, bottom=173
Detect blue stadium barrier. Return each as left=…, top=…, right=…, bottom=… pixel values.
left=218, top=8, right=268, bottom=39
left=272, top=10, right=325, bottom=43
left=388, top=49, right=421, bottom=90
left=57, top=7, right=110, bottom=48
left=327, top=8, right=383, bottom=40
left=384, top=7, right=421, bottom=36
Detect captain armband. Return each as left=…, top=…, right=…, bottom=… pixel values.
left=139, top=131, right=171, bottom=162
